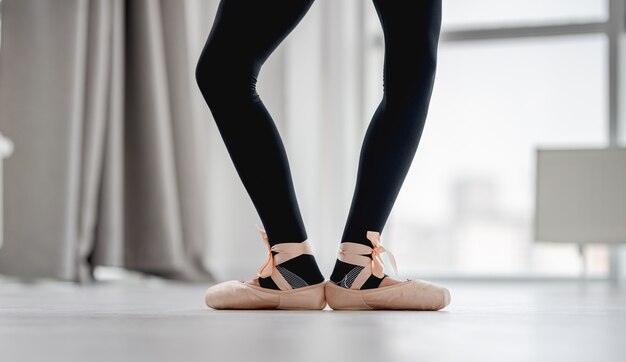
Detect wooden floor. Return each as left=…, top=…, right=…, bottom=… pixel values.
left=1, top=277, right=625, bottom=362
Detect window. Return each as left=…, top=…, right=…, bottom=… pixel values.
left=442, top=0, right=607, bottom=28
left=363, top=0, right=618, bottom=278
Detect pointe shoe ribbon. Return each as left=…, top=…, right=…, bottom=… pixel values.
left=367, top=230, right=399, bottom=278
left=337, top=230, right=400, bottom=289
left=254, top=223, right=314, bottom=290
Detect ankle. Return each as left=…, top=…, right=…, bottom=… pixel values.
left=330, top=259, right=385, bottom=289
left=259, top=253, right=324, bottom=290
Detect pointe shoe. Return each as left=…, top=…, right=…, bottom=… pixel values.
left=325, top=231, right=451, bottom=311
left=204, top=224, right=326, bottom=310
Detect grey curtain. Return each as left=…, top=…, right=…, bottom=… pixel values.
left=0, top=0, right=215, bottom=282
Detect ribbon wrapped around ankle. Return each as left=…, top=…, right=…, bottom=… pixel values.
left=337, top=230, right=399, bottom=289
left=254, top=224, right=314, bottom=289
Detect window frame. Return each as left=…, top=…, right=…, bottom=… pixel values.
left=440, top=0, right=624, bottom=148
left=362, top=0, right=626, bottom=280
left=442, top=0, right=626, bottom=282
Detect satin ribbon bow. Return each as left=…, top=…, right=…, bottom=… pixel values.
left=252, top=223, right=313, bottom=290
left=255, top=223, right=274, bottom=278
left=366, top=230, right=399, bottom=278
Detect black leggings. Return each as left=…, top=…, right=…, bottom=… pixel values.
left=195, top=0, right=442, bottom=247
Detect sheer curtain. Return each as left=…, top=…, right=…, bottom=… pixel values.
left=0, top=0, right=220, bottom=282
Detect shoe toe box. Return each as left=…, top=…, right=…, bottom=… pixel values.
left=204, top=280, right=280, bottom=310
left=442, top=287, right=451, bottom=308
left=362, top=280, right=451, bottom=310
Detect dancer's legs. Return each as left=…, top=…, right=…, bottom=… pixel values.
left=195, top=0, right=323, bottom=289
left=330, top=0, right=443, bottom=289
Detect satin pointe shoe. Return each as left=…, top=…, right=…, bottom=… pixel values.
left=325, top=230, right=451, bottom=311
left=204, top=224, right=326, bottom=310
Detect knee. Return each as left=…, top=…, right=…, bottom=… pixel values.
left=195, top=52, right=257, bottom=107
left=390, top=56, right=437, bottom=99
left=195, top=53, right=225, bottom=100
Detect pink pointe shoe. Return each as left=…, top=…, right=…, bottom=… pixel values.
left=325, top=231, right=451, bottom=311
left=204, top=224, right=326, bottom=310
